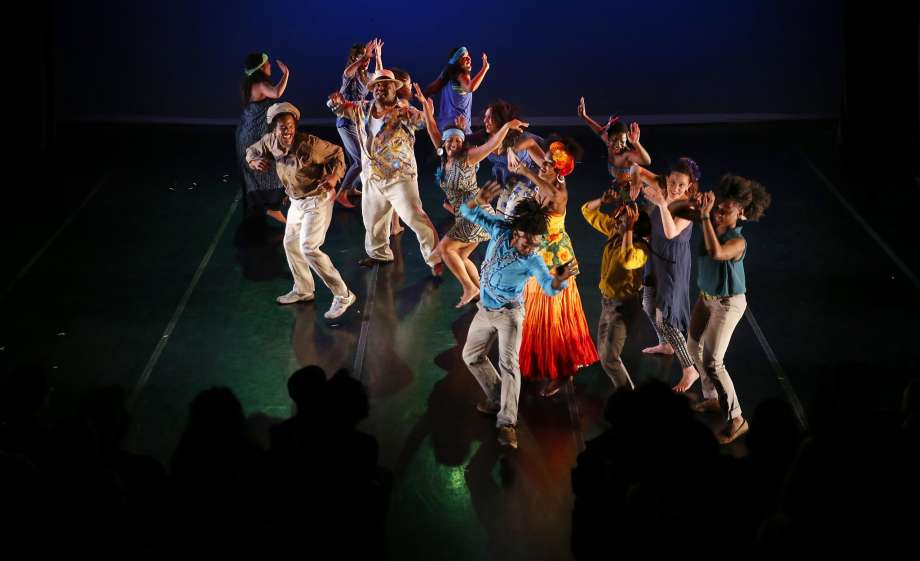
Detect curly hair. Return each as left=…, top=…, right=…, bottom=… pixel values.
left=717, top=174, right=772, bottom=222
left=509, top=198, right=549, bottom=236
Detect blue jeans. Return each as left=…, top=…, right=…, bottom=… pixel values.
left=336, top=122, right=362, bottom=191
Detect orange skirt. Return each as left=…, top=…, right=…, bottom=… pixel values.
left=519, top=276, right=599, bottom=380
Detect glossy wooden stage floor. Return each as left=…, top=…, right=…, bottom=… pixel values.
left=2, top=121, right=916, bottom=560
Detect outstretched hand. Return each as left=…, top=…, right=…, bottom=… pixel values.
left=482, top=53, right=489, bottom=67
left=476, top=181, right=503, bottom=206
left=276, top=60, right=289, bottom=75
left=577, top=97, right=587, bottom=118
left=642, top=183, right=666, bottom=206
left=600, top=188, right=618, bottom=205
left=628, top=122, right=640, bottom=145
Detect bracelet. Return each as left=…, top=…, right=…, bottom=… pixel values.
left=701, top=215, right=710, bottom=221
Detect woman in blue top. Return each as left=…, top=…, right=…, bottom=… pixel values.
left=687, top=175, right=771, bottom=444
left=425, top=46, right=490, bottom=134
left=640, top=158, right=701, bottom=391
left=477, top=100, right=546, bottom=216
left=334, top=40, right=380, bottom=208
left=235, top=52, right=290, bottom=224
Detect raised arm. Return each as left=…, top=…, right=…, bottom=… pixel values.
left=577, top=97, right=607, bottom=138
left=466, top=119, right=529, bottom=166
left=698, top=192, right=746, bottom=261
left=642, top=183, right=692, bottom=240
left=372, top=38, right=383, bottom=74
left=626, top=122, right=651, bottom=165
left=581, top=190, right=618, bottom=236
left=413, top=83, right=441, bottom=147
left=460, top=181, right=506, bottom=237
left=253, top=60, right=290, bottom=100
left=458, top=53, right=490, bottom=93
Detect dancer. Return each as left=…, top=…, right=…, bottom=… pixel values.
left=577, top=97, right=650, bottom=199
left=245, top=102, right=357, bottom=319
left=415, top=84, right=529, bottom=307
left=639, top=158, right=701, bottom=388
left=581, top=193, right=649, bottom=390
left=479, top=100, right=546, bottom=215
left=334, top=39, right=381, bottom=209
left=508, top=139, right=599, bottom=396
left=236, top=52, right=290, bottom=224
left=688, top=175, right=771, bottom=443
left=425, top=46, right=490, bottom=133
left=460, top=182, right=575, bottom=449
left=328, top=69, right=443, bottom=275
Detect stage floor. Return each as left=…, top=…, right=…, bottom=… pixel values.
left=2, top=121, right=917, bottom=560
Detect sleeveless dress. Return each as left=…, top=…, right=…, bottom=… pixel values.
left=439, top=158, right=490, bottom=243
left=436, top=79, right=473, bottom=133
left=647, top=206, right=692, bottom=333
left=519, top=212, right=599, bottom=380
left=236, top=98, right=285, bottom=212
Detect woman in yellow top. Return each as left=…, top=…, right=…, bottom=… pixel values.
left=582, top=193, right=649, bottom=390
left=508, top=139, right=599, bottom=397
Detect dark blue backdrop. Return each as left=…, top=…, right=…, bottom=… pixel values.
left=54, top=0, right=844, bottom=122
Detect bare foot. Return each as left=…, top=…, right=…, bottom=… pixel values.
left=672, top=366, right=700, bottom=392
left=266, top=209, right=286, bottom=224
left=642, top=343, right=674, bottom=355
left=455, top=289, right=480, bottom=308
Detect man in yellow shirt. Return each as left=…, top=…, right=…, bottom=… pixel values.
left=581, top=192, right=648, bottom=389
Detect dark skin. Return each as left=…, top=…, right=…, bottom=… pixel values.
left=468, top=181, right=575, bottom=289
left=249, top=113, right=339, bottom=190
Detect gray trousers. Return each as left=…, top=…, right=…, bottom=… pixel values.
left=462, top=303, right=525, bottom=428
left=687, top=294, right=747, bottom=421
left=597, top=296, right=640, bottom=390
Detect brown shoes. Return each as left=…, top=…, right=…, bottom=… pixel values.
left=717, top=417, right=749, bottom=444
left=497, top=425, right=518, bottom=449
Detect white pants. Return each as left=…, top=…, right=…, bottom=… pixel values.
left=462, top=303, right=525, bottom=428
left=284, top=189, right=350, bottom=298
left=361, top=174, right=440, bottom=266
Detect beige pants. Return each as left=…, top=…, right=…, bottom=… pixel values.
left=462, top=303, right=525, bottom=428
left=284, top=189, right=350, bottom=298
left=688, top=293, right=747, bottom=421
left=361, top=174, right=440, bottom=266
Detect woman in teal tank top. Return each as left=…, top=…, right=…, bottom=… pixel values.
left=687, top=175, right=772, bottom=445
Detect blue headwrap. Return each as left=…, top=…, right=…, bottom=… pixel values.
left=448, top=47, right=469, bottom=64
left=441, top=128, right=466, bottom=143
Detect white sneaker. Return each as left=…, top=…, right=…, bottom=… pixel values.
left=324, top=290, right=357, bottom=319
left=276, top=290, right=315, bottom=305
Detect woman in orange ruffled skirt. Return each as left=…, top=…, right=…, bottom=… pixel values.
left=508, top=139, right=599, bottom=396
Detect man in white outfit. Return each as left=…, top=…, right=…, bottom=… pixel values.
left=246, top=102, right=357, bottom=319
left=328, top=69, right=443, bottom=275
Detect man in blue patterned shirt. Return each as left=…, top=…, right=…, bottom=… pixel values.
left=459, top=182, right=575, bottom=449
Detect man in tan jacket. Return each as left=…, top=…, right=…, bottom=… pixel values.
left=247, top=102, right=357, bottom=319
